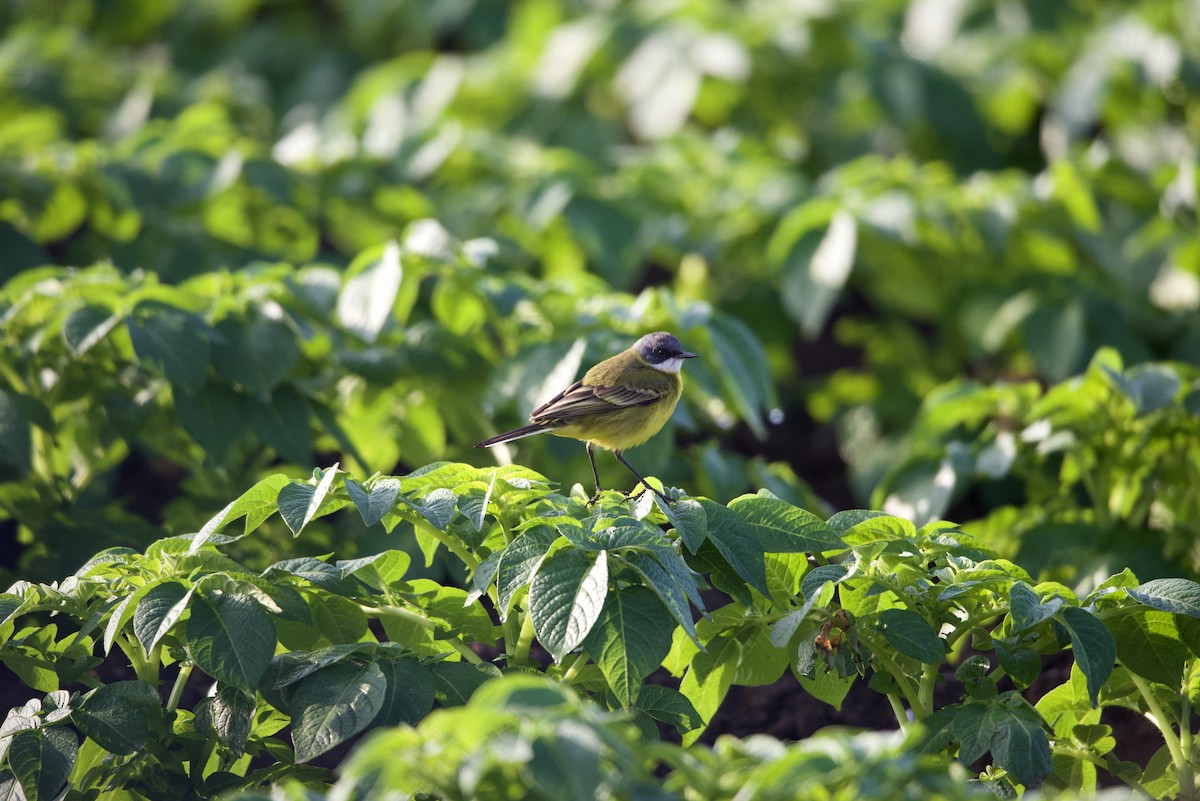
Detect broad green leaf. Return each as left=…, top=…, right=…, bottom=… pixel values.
left=63, top=305, right=120, bottom=356
left=875, top=608, right=945, bottom=664
left=798, top=667, right=856, bottom=711
left=277, top=464, right=341, bottom=536
left=188, top=474, right=290, bottom=551
left=620, top=551, right=699, bottom=645
left=1129, top=578, right=1200, bottom=618
left=529, top=548, right=609, bottom=661
left=708, top=314, right=771, bottom=437
left=1008, top=582, right=1063, bottom=632
left=211, top=311, right=299, bottom=396
left=582, top=586, right=675, bottom=706
left=527, top=721, right=604, bottom=801
left=74, top=681, right=160, bottom=756
left=8, top=728, right=77, bottom=801
left=679, top=633, right=739, bottom=746
left=728, top=495, right=844, bottom=552
left=430, top=662, right=502, bottom=706
left=200, top=686, right=256, bottom=756
left=655, top=496, right=707, bottom=553
left=840, top=515, right=915, bottom=546
left=291, top=661, right=386, bottom=762
left=698, top=499, right=769, bottom=598
left=990, top=696, right=1054, bottom=787
left=496, top=526, right=559, bottom=620
left=1057, top=607, right=1115, bottom=707
left=126, top=302, right=210, bottom=394
left=252, top=385, right=313, bottom=465
left=635, top=685, right=702, bottom=733
left=269, top=644, right=377, bottom=688
left=398, top=487, right=457, bottom=531
left=174, top=382, right=247, bottom=461
left=133, top=581, right=193, bottom=652
left=994, top=640, right=1041, bottom=688
left=337, top=240, right=403, bottom=343
left=186, top=589, right=277, bottom=691
left=0, top=389, right=31, bottom=476
left=344, top=476, right=399, bottom=528
left=1107, top=609, right=1187, bottom=688
left=780, top=208, right=857, bottom=338
left=376, top=657, right=436, bottom=726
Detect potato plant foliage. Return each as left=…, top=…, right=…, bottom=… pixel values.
left=0, top=460, right=1198, bottom=799
left=2, top=0, right=1199, bottom=799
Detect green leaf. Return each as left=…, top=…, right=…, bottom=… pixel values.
left=527, top=721, right=604, bottom=801
left=798, top=666, right=856, bottom=710
left=582, top=586, right=675, bottom=706
left=990, top=696, right=1053, bottom=787
left=1107, top=609, right=1188, bottom=688
left=620, top=551, right=700, bottom=646
left=1008, top=582, right=1063, bottom=632
left=251, top=385, right=313, bottom=465
left=634, top=685, right=702, bottom=733
left=431, top=661, right=502, bottom=707
left=875, top=608, right=945, bottom=663
left=277, top=464, right=341, bottom=536
left=188, top=474, right=291, bottom=551
left=1129, top=578, right=1200, bottom=618
left=496, top=526, right=559, bottom=620
left=74, top=681, right=160, bottom=756
left=708, top=314, right=771, bottom=437
left=202, top=686, right=256, bottom=757
left=698, top=499, right=769, bottom=598
left=291, top=661, right=386, bottom=763
left=654, top=496, right=707, bottom=553
left=133, top=581, right=193, bottom=652
left=376, top=657, right=436, bottom=726
left=994, top=640, right=1041, bottom=688
left=344, top=477, right=399, bottom=528
left=8, top=728, right=77, bottom=801
left=186, top=589, right=277, bottom=691
left=174, top=382, right=247, bottom=461
left=398, top=488, right=458, bottom=531
left=211, top=311, right=300, bottom=396
left=679, top=633, right=739, bottom=746
left=0, top=389, right=31, bottom=476
left=779, top=207, right=856, bottom=338
left=126, top=302, right=210, bottom=394
left=336, top=241, right=402, bottom=343
left=530, top=548, right=609, bottom=662
left=63, top=305, right=121, bottom=356
left=268, top=644, right=377, bottom=688
left=728, top=495, right=844, bottom=552
left=1057, top=606, right=1115, bottom=707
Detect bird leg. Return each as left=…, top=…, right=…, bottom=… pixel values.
left=586, top=441, right=604, bottom=504
left=614, top=450, right=673, bottom=505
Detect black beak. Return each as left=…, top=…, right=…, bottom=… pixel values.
left=679, top=351, right=698, bottom=359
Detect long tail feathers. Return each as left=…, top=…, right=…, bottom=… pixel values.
left=474, top=424, right=552, bottom=448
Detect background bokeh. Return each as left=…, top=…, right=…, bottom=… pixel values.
left=1, top=0, right=1197, bottom=586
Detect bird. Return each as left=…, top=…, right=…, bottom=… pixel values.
left=476, top=331, right=697, bottom=504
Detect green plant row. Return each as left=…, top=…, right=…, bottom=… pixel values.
left=2, top=461, right=1200, bottom=798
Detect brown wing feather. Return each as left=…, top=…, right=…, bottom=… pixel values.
left=530, top=381, right=666, bottom=425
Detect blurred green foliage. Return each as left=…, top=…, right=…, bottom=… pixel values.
left=1, top=0, right=1198, bottom=588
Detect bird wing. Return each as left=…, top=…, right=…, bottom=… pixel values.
left=530, top=380, right=667, bottom=424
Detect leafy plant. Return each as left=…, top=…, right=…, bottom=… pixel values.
left=3, top=461, right=1200, bottom=797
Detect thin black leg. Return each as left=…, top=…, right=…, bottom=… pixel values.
left=613, top=450, right=673, bottom=504
left=586, top=441, right=603, bottom=503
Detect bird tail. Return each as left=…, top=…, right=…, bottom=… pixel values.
left=475, top=423, right=551, bottom=448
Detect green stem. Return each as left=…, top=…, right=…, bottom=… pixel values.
left=885, top=692, right=911, bottom=734
left=945, top=608, right=1008, bottom=649
left=503, top=612, right=521, bottom=662
left=415, top=520, right=480, bottom=569
left=191, top=736, right=217, bottom=784
left=1130, top=672, right=1194, bottom=798
left=450, top=640, right=483, bottom=664
left=166, top=665, right=193, bottom=713
left=119, top=635, right=155, bottom=685
left=560, top=652, right=588, bottom=683
left=1051, top=746, right=1156, bottom=800
left=366, top=603, right=438, bottom=631
left=917, top=663, right=939, bottom=718
left=857, top=630, right=923, bottom=716
left=514, top=608, right=536, bottom=667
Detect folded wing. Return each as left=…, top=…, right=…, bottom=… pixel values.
left=530, top=380, right=666, bottom=425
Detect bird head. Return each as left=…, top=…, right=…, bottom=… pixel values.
left=634, top=332, right=697, bottom=374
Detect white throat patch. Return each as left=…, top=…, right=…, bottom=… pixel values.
left=649, top=357, right=684, bottom=374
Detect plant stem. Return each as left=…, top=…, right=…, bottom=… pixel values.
left=1130, top=672, right=1194, bottom=798
left=885, top=693, right=911, bottom=734
left=415, top=520, right=479, bottom=569
left=561, top=652, right=588, bottom=683
left=166, top=665, right=193, bottom=713
left=917, top=663, right=939, bottom=717
left=856, top=630, right=923, bottom=716
left=513, top=608, right=536, bottom=667
left=367, top=603, right=438, bottom=631
left=1051, top=746, right=1156, bottom=800
left=450, top=639, right=483, bottom=664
